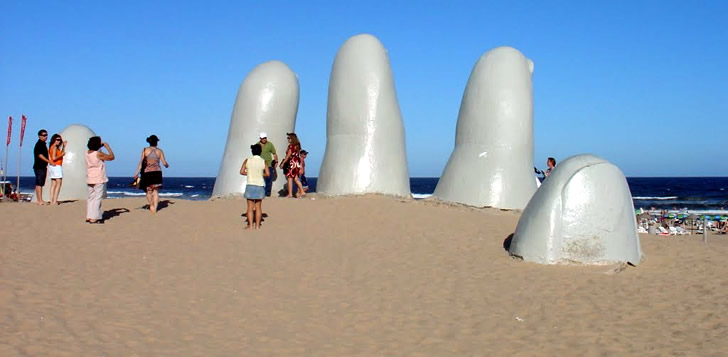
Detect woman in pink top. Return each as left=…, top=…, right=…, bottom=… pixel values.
left=85, top=136, right=114, bottom=224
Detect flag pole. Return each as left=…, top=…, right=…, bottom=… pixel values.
left=2, top=143, right=7, bottom=183
left=16, top=141, right=21, bottom=198
left=3, top=116, right=11, bottom=193
left=17, top=115, right=27, bottom=199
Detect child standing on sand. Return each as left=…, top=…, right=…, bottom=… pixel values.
left=299, top=149, right=309, bottom=193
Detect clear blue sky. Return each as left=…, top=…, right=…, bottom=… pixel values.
left=1, top=0, right=726, bottom=177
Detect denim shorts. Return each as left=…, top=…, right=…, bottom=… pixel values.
left=244, top=184, right=265, bottom=200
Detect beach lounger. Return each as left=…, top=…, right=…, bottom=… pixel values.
left=669, top=226, right=690, bottom=235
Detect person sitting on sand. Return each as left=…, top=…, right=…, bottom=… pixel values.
left=240, top=144, right=269, bottom=230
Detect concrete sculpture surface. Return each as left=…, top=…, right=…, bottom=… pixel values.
left=509, top=154, right=643, bottom=265
left=317, top=34, right=410, bottom=197
left=433, top=46, right=537, bottom=209
left=212, top=60, right=299, bottom=198
left=40, top=124, right=96, bottom=201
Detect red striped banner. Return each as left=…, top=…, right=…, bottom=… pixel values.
left=5, top=116, right=11, bottom=146
left=19, top=115, right=27, bottom=147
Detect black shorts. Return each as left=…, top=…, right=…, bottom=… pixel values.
left=34, top=168, right=47, bottom=186
left=140, top=170, right=163, bottom=191
left=300, top=175, right=308, bottom=187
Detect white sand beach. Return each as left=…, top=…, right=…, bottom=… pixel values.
left=1, top=195, right=727, bottom=355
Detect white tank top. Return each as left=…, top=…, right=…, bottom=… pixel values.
left=246, top=156, right=265, bottom=186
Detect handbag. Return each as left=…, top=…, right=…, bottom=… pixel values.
left=130, top=176, right=141, bottom=189
left=129, top=158, right=147, bottom=189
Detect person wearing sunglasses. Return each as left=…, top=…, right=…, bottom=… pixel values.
left=33, top=129, right=54, bottom=205
left=48, top=134, right=67, bottom=205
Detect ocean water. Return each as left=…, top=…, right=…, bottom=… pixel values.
left=7, top=176, right=728, bottom=214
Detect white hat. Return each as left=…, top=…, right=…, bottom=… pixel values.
left=259, top=132, right=267, bottom=139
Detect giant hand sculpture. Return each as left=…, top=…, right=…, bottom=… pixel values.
left=316, top=34, right=410, bottom=197
left=212, top=61, right=299, bottom=198
left=39, top=124, right=96, bottom=201
left=509, top=154, right=643, bottom=265
left=433, top=47, right=537, bottom=209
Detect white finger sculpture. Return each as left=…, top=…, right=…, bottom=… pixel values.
left=317, top=34, right=410, bottom=197
left=40, top=124, right=96, bottom=201
left=212, top=60, right=299, bottom=198
left=433, top=47, right=537, bottom=209
left=509, top=154, right=643, bottom=265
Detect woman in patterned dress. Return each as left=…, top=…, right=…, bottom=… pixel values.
left=279, top=132, right=305, bottom=198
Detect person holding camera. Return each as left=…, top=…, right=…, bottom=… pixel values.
left=85, top=136, right=114, bottom=224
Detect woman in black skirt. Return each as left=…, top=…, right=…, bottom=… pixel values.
left=133, top=135, right=169, bottom=214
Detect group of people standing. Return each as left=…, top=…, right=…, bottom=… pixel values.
left=32, top=129, right=169, bottom=224
left=240, top=132, right=308, bottom=229
left=32, top=129, right=67, bottom=206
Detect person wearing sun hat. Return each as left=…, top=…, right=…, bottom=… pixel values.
left=257, top=132, right=278, bottom=197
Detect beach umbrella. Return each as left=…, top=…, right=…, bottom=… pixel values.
left=636, top=213, right=652, bottom=230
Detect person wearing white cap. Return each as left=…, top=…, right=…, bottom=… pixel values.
left=257, top=132, right=278, bottom=196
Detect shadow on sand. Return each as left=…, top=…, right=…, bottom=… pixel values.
left=102, top=208, right=131, bottom=222
left=140, top=200, right=174, bottom=212
left=503, top=233, right=514, bottom=252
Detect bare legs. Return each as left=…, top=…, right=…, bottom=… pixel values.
left=293, top=176, right=305, bottom=198
left=50, top=178, right=62, bottom=205
left=245, top=199, right=263, bottom=229
left=254, top=200, right=262, bottom=228
left=145, top=188, right=153, bottom=212
left=245, top=199, right=254, bottom=229
left=286, top=176, right=306, bottom=198
left=286, top=177, right=294, bottom=197
left=146, top=187, right=160, bottom=213
left=152, top=189, right=159, bottom=213
left=34, top=185, right=47, bottom=205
